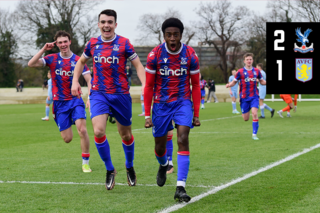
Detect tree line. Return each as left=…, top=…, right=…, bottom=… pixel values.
left=0, top=0, right=318, bottom=87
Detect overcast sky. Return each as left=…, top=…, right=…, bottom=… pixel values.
left=0, top=0, right=269, bottom=56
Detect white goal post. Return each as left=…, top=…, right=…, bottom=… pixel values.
left=265, top=95, right=320, bottom=102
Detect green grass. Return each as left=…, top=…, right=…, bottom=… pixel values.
left=1, top=101, right=320, bottom=212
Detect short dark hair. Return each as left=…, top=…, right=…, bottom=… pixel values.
left=243, top=52, right=254, bottom=59
left=99, top=9, right=117, bottom=22
left=54, top=30, right=71, bottom=41
left=257, top=63, right=263, bottom=69
left=161, top=17, right=184, bottom=34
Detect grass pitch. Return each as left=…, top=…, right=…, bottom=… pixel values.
left=0, top=101, right=320, bottom=212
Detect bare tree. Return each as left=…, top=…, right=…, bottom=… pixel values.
left=15, top=0, right=102, bottom=56
left=196, top=0, right=250, bottom=82
left=136, top=8, right=195, bottom=46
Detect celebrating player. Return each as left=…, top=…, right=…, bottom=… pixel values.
left=200, top=76, right=207, bottom=109
left=144, top=17, right=201, bottom=202
left=28, top=30, right=93, bottom=173
left=71, top=9, right=146, bottom=190
left=256, top=63, right=275, bottom=118
left=228, top=70, right=240, bottom=114
left=226, top=53, right=266, bottom=140
left=41, top=71, right=53, bottom=121
left=277, top=94, right=298, bottom=118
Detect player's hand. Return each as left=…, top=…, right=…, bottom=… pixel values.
left=144, top=118, right=153, bottom=128
left=192, top=117, right=201, bottom=126
left=71, top=81, right=82, bottom=98
left=47, top=96, right=50, bottom=101
left=294, top=106, right=297, bottom=113
left=86, top=99, right=90, bottom=110
left=226, top=83, right=229, bottom=88
left=42, top=41, right=56, bottom=51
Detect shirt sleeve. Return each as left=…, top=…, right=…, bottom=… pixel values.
left=234, top=70, right=241, bottom=81
left=125, top=39, right=138, bottom=61
left=82, top=64, right=91, bottom=75
left=257, top=70, right=263, bottom=79
left=190, top=50, right=200, bottom=75
left=83, top=40, right=92, bottom=59
left=145, top=49, right=157, bottom=75
left=41, top=54, right=53, bottom=67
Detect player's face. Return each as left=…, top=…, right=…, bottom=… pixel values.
left=232, top=70, right=236, bottom=76
left=99, top=14, right=117, bottom=40
left=56, top=36, right=71, bottom=54
left=164, top=27, right=182, bottom=52
left=244, top=56, right=253, bottom=67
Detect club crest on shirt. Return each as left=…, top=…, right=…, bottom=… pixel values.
left=71, top=61, right=76, bottom=67
left=181, top=57, right=187, bottom=65
left=294, top=28, right=314, bottom=53
left=149, top=52, right=154, bottom=57
left=113, top=44, right=120, bottom=51
left=96, top=45, right=99, bottom=49
left=295, top=58, right=312, bottom=83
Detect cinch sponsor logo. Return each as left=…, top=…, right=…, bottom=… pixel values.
left=94, top=53, right=119, bottom=64
left=159, top=66, right=187, bottom=76
left=244, top=77, right=256, bottom=82
left=55, top=68, right=74, bottom=76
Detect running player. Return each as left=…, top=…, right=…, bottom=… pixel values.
left=28, top=30, right=92, bottom=173
left=228, top=70, right=240, bottom=114
left=144, top=17, right=201, bottom=202
left=41, top=71, right=53, bottom=121
left=200, top=76, right=206, bottom=109
left=277, top=94, right=298, bottom=118
left=256, top=63, right=275, bottom=118
left=226, top=53, right=266, bottom=140
left=71, top=9, right=146, bottom=190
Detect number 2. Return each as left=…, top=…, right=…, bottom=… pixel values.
left=274, top=30, right=285, bottom=51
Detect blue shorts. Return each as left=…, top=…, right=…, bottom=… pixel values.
left=152, top=100, right=193, bottom=137
left=90, top=91, right=132, bottom=126
left=201, top=89, right=205, bottom=97
left=230, top=90, right=238, bottom=99
left=259, top=86, right=266, bottom=99
left=140, top=94, right=144, bottom=101
left=46, top=96, right=53, bottom=105
left=53, top=98, right=86, bottom=132
left=240, top=97, right=259, bottom=114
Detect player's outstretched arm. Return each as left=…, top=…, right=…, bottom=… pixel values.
left=144, top=72, right=155, bottom=128
left=72, top=55, right=88, bottom=98
left=259, top=79, right=266, bottom=85
left=191, top=73, right=201, bottom=127
left=83, top=73, right=92, bottom=109
left=226, top=80, right=237, bottom=88
left=28, top=41, right=56, bottom=67
left=131, top=56, right=146, bottom=94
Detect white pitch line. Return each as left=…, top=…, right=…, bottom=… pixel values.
left=158, top=143, right=320, bottom=213
left=0, top=180, right=212, bottom=188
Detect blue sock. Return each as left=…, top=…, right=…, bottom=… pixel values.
left=141, top=103, right=145, bottom=114
left=166, top=135, right=173, bottom=161
left=264, top=104, right=272, bottom=111
left=122, top=135, right=135, bottom=168
left=177, top=152, right=190, bottom=187
left=155, top=149, right=168, bottom=165
left=232, top=102, right=236, bottom=111
left=45, top=106, right=50, bottom=117
left=260, top=106, right=265, bottom=117
left=252, top=120, right=259, bottom=135
left=95, top=135, right=114, bottom=171
left=201, top=99, right=204, bottom=104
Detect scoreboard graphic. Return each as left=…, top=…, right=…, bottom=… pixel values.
left=266, top=23, right=319, bottom=94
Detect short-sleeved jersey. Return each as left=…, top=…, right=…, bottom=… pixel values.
left=42, top=53, right=90, bottom=101
left=83, top=34, right=137, bottom=94
left=234, top=67, right=263, bottom=99
left=228, top=75, right=239, bottom=91
left=259, top=70, right=266, bottom=88
left=200, top=79, right=207, bottom=90
left=145, top=43, right=200, bottom=103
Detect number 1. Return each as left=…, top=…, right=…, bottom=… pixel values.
left=277, top=60, right=282, bottom=81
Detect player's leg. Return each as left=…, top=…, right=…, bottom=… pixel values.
left=90, top=91, right=116, bottom=190
left=166, top=129, right=174, bottom=174
left=251, top=107, right=259, bottom=140
left=287, top=103, right=294, bottom=117
left=139, top=94, right=145, bottom=116
left=278, top=95, right=292, bottom=118
left=60, top=127, right=73, bottom=143
left=75, top=118, right=92, bottom=173
left=109, top=93, right=136, bottom=186
left=240, top=99, right=250, bottom=121
left=213, top=91, right=218, bottom=103
left=231, top=96, right=237, bottom=114
left=201, top=90, right=205, bottom=109
left=206, top=91, right=211, bottom=102
left=259, top=99, right=265, bottom=118
left=42, top=103, right=50, bottom=121
left=260, top=89, right=275, bottom=117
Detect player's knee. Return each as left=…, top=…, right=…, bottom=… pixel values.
left=63, top=136, right=72, bottom=143
left=121, top=133, right=132, bottom=142
left=77, top=126, right=88, bottom=137
left=177, top=133, right=188, bottom=145
left=93, top=128, right=105, bottom=138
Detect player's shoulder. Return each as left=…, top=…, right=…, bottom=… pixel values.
left=45, top=53, right=59, bottom=58
left=237, top=68, right=245, bottom=73
left=148, top=44, right=164, bottom=57
left=253, top=67, right=260, bottom=72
